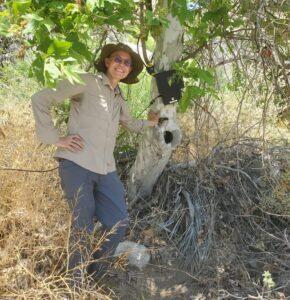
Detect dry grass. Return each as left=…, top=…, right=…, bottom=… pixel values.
left=175, top=91, right=289, bottom=162
left=130, top=138, right=290, bottom=298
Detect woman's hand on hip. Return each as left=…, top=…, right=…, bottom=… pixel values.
left=55, top=135, right=84, bottom=152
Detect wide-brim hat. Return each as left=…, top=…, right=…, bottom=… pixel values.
left=94, top=43, right=144, bottom=84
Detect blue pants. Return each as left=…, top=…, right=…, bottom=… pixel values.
left=58, top=159, right=128, bottom=281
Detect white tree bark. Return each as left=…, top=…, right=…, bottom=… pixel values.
left=128, top=4, right=183, bottom=201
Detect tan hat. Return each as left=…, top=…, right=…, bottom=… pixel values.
left=94, top=43, right=144, bottom=84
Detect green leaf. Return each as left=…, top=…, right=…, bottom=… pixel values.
left=29, top=55, right=45, bottom=84
left=62, top=65, right=85, bottom=85
left=35, top=28, right=52, bottom=53
left=0, top=14, right=11, bottom=37
left=64, top=3, right=80, bottom=14
left=47, top=39, right=72, bottom=57
left=44, top=58, right=61, bottom=87
left=47, top=1, right=66, bottom=13
left=106, top=0, right=120, bottom=4
left=189, top=85, right=205, bottom=98
left=22, top=19, right=36, bottom=35
left=179, top=86, right=191, bottom=113
left=86, top=0, right=104, bottom=11
left=62, top=57, right=77, bottom=62
left=22, top=13, right=42, bottom=35
left=42, top=18, right=55, bottom=32
left=23, top=13, right=43, bottom=21
left=60, top=16, right=74, bottom=31
left=12, top=0, right=32, bottom=16
left=196, top=69, right=215, bottom=85
left=23, top=14, right=55, bottom=35
left=67, top=32, right=93, bottom=61
left=71, top=41, right=92, bottom=61
left=145, top=10, right=169, bottom=28
left=179, top=85, right=205, bottom=112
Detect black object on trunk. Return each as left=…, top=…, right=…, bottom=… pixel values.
left=155, top=70, right=184, bottom=105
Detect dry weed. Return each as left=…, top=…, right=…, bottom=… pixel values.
left=130, top=138, right=290, bottom=298
left=175, top=92, right=289, bottom=162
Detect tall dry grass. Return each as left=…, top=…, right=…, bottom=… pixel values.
left=174, top=91, right=289, bottom=162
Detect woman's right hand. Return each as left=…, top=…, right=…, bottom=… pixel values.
left=55, top=135, right=84, bottom=152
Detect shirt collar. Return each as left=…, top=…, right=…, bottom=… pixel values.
left=98, top=72, right=121, bottom=95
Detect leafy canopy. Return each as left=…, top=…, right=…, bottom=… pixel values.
left=0, top=0, right=288, bottom=112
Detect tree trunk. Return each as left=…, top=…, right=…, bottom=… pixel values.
left=128, top=3, right=183, bottom=201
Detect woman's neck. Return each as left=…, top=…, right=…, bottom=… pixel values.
left=105, top=72, right=119, bottom=89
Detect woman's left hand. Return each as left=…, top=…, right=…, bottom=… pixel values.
left=147, top=110, right=159, bottom=127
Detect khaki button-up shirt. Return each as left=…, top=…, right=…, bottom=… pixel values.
left=31, top=72, right=149, bottom=174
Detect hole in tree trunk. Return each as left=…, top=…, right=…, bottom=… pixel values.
left=162, top=129, right=182, bottom=147
left=164, top=131, right=173, bottom=144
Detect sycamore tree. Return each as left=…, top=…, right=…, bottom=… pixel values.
left=0, top=0, right=288, bottom=201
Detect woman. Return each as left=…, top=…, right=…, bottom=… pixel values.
left=31, top=43, right=159, bottom=287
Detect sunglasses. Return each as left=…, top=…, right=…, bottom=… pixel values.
left=111, top=55, right=132, bottom=67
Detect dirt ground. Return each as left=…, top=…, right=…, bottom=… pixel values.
left=106, top=265, right=196, bottom=299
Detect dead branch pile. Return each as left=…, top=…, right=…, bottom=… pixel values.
left=130, top=138, right=290, bottom=296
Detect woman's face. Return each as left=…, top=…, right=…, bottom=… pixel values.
left=105, top=50, right=132, bottom=82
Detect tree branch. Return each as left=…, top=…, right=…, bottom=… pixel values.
left=138, top=1, right=150, bottom=64
left=181, top=42, right=208, bottom=61
left=86, top=28, right=108, bottom=72
left=214, top=55, right=258, bottom=67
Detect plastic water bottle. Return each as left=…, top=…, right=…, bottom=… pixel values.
left=114, top=241, right=150, bottom=270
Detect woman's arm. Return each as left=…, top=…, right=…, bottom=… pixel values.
left=119, top=99, right=159, bottom=132
left=31, top=75, right=87, bottom=145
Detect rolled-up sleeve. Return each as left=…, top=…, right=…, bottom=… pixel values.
left=31, top=76, right=86, bottom=144
left=119, top=98, right=150, bottom=133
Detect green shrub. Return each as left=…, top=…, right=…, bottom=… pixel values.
left=0, top=59, right=40, bottom=106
